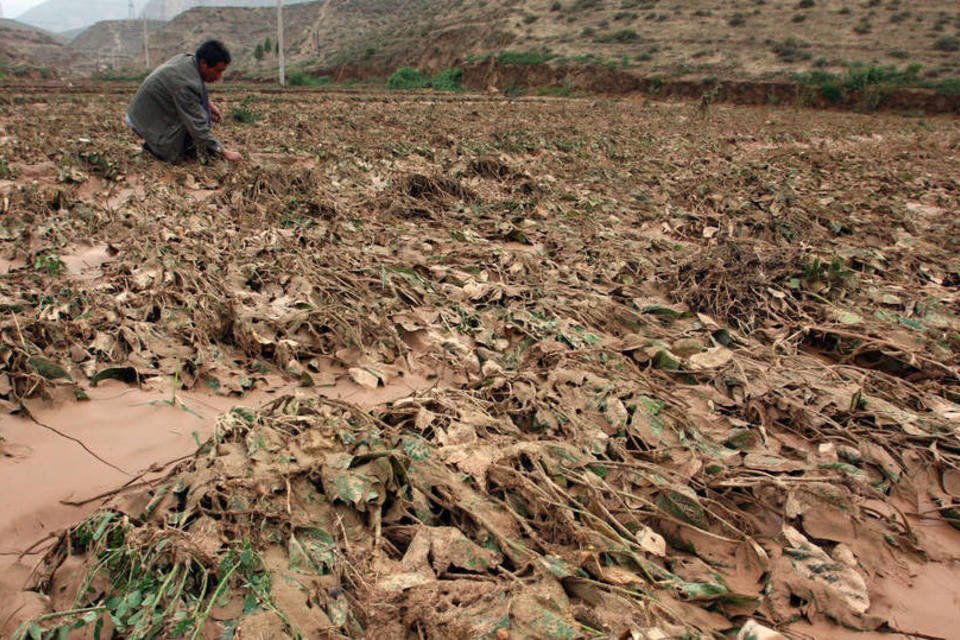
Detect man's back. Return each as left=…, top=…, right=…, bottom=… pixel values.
left=127, top=54, right=219, bottom=162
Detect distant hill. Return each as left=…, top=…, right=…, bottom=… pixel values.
left=70, top=19, right=166, bottom=69
left=0, top=19, right=84, bottom=72
left=16, top=0, right=136, bottom=34
left=125, top=0, right=960, bottom=85
left=16, top=0, right=318, bottom=33
left=141, top=0, right=316, bottom=21
left=10, top=0, right=960, bottom=88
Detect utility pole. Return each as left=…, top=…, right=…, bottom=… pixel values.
left=277, top=0, right=285, bottom=87
left=128, top=0, right=134, bottom=20
left=143, top=10, right=150, bottom=70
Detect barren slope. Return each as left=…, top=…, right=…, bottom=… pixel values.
left=75, top=0, right=960, bottom=85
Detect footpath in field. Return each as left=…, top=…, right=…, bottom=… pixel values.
left=1, top=87, right=959, bottom=639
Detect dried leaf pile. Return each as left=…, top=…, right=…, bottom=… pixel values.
left=2, top=87, right=960, bottom=639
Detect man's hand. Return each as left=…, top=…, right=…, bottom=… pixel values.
left=221, top=149, right=241, bottom=162
left=209, top=102, right=222, bottom=124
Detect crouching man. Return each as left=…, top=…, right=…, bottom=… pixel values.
left=126, top=39, right=241, bottom=163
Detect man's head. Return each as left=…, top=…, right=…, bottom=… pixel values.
left=196, top=40, right=231, bottom=83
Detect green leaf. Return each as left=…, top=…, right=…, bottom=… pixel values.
left=657, top=489, right=709, bottom=528
left=402, top=437, right=432, bottom=461
left=91, top=366, right=140, bottom=386
left=680, top=580, right=729, bottom=600
left=28, top=623, right=43, bottom=640
left=29, top=356, right=72, bottom=381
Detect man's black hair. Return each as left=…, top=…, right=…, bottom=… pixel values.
left=196, top=40, right=231, bottom=66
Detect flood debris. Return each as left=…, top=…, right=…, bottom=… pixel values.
left=1, top=87, right=959, bottom=639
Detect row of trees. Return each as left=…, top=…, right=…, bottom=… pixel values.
left=253, top=37, right=279, bottom=61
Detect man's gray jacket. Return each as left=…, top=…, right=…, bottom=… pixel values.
left=126, top=54, right=222, bottom=162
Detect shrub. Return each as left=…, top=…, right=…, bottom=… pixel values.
left=253, top=43, right=264, bottom=61
left=523, top=14, right=539, bottom=24
left=497, top=50, right=556, bottom=65
left=595, top=29, right=641, bottom=43
left=772, top=37, right=812, bottom=62
left=796, top=0, right=814, bottom=8
left=550, top=1, right=562, bottom=10
left=231, top=95, right=262, bottom=123
left=569, top=0, right=600, bottom=10
left=288, top=70, right=331, bottom=87
left=431, top=67, right=463, bottom=91
left=792, top=14, right=806, bottom=22
left=387, top=66, right=430, bottom=89
left=933, top=36, right=960, bottom=52
left=838, top=6, right=851, bottom=14
left=888, top=49, right=909, bottom=59
left=935, top=78, right=960, bottom=94
left=728, top=12, right=747, bottom=27
left=693, top=9, right=712, bottom=17
left=853, top=19, right=872, bottom=34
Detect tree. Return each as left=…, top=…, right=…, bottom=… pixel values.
left=254, top=43, right=264, bottom=61
left=263, top=36, right=272, bottom=53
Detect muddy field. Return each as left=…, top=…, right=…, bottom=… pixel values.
left=1, top=83, right=959, bottom=639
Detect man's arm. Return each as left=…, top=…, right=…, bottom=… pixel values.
left=172, top=85, right=239, bottom=161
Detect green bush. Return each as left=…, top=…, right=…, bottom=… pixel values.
left=232, top=95, right=262, bottom=123
left=935, top=78, right=960, bottom=95
left=796, top=0, right=814, bottom=8
left=254, top=43, right=264, bottom=61
left=933, top=36, right=960, bottom=52
left=288, top=70, right=331, bottom=87
left=497, top=50, right=556, bottom=65
left=431, top=67, right=463, bottom=91
left=772, top=37, right=812, bottom=62
left=595, top=29, right=641, bottom=43
left=794, top=63, right=926, bottom=104
left=728, top=12, right=747, bottom=26
left=387, top=66, right=430, bottom=89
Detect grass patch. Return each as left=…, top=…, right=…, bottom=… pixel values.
left=771, top=37, right=812, bottom=62
left=288, top=70, right=331, bottom=87
left=595, top=29, right=641, bottom=43
left=793, top=63, right=926, bottom=107
left=387, top=66, right=430, bottom=90
left=497, top=50, right=557, bottom=65
left=387, top=67, right=463, bottom=91
left=92, top=69, right=148, bottom=82
left=933, top=36, right=960, bottom=52
left=231, top=95, right=262, bottom=123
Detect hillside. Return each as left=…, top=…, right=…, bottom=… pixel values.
left=75, top=0, right=960, bottom=87
left=70, top=19, right=166, bottom=69
left=0, top=19, right=81, bottom=71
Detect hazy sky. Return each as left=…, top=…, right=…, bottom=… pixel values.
left=5, top=0, right=49, bottom=18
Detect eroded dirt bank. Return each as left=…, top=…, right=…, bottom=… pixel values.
left=1, top=86, right=959, bottom=639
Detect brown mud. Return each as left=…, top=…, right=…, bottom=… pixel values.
left=0, top=85, right=959, bottom=639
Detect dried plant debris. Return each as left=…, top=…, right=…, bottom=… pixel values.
left=2, top=87, right=960, bottom=639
